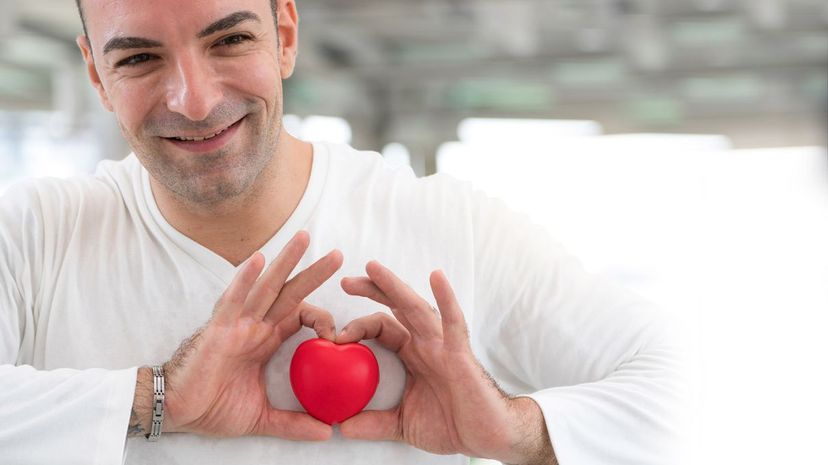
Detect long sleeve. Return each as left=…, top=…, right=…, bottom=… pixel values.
left=470, top=192, right=688, bottom=465
left=0, top=365, right=138, bottom=465
left=0, top=181, right=137, bottom=465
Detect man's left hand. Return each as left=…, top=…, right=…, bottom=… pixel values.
left=338, top=261, right=556, bottom=465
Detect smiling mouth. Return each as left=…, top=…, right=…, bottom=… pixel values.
left=165, top=117, right=243, bottom=142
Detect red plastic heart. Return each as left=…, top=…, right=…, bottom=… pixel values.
left=289, top=338, right=380, bottom=425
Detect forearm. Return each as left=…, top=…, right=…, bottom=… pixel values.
left=127, top=366, right=154, bottom=437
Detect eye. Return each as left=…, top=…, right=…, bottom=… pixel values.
left=116, top=53, right=157, bottom=68
left=215, top=34, right=254, bottom=47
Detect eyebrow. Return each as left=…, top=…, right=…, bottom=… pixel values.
left=103, top=37, right=162, bottom=55
left=101, top=11, right=261, bottom=55
left=197, top=11, right=261, bottom=38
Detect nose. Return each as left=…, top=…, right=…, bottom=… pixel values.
left=165, top=52, right=223, bottom=122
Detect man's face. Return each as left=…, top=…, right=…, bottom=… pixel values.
left=77, top=0, right=298, bottom=206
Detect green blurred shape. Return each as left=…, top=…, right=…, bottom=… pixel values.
left=801, top=73, right=828, bottom=99
left=552, top=59, right=627, bottom=88
left=1, top=36, right=72, bottom=70
left=627, top=96, right=685, bottom=125
left=680, top=74, right=765, bottom=102
left=796, top=34, right=828, bottom=59
left=395, top=43, right=488, bottom=64
left=0, top=64, right=51, bottom=100
left=284, top=80, right=320, bottom=107
left=445, top=79, right=554, bottom=110
left=672, top=18, right=747, bottom=46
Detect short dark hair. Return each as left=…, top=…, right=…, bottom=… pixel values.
left=75, top=0, right=89, bottom=39
left=75, top=0, right=279, bottom=40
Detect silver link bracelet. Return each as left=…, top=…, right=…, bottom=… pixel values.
left=147, top=365, right=165, bottom=441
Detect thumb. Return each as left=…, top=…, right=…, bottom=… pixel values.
left=258, top=409, right=333, bottom=441
left=339, top=409, right=401, bottom=441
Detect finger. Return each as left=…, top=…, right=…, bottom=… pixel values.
left=275, top=302, right=338, bottom=342
left=340, top=277, right=394, bottom=307
left=343, top=274, right=414, bottom=331
left=259, top=409, right=333, bottom=441
left=430, top=270, right=470, bottom=351
left=365, top=261, right=441, bottom=338
left=263, top=249, right=344, bottom=324
left=339, top=409, right=401, bottom=441
left=337, top=312, right=410, bottom=352
left=214, top=252, right=265, bottom=322
left=300, top=303, right=338, bottom=341
left=244, top=231, right=310, bottom=320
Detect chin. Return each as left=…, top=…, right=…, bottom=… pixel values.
left=180, top=160, right=265, bottom=206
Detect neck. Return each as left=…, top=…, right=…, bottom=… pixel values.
left=149, top=130, right=313, bottom=266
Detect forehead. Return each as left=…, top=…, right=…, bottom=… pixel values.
left=82, top=0, right=272, bottom=44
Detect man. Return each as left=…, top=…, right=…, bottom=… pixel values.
left=0, top=0, right=685, bottom=464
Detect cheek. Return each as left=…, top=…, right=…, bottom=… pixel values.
left=216, top=53, right=282, bottom=105
left=109, top=80, right=164, bottom=138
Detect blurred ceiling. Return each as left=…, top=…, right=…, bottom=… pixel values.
left=1, top=0, right=827, bottom=156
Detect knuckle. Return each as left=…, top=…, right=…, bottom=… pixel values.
left=276, top=288, right=302, bottom=308
left=264, top=281, right=283, bottom=298
left=285, top=295, right=302, bottom=310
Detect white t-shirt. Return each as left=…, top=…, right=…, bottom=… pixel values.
left=0, top=141, right=686, bottom=465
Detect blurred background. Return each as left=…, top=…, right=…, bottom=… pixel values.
left=1, top=0, right=826, bottom=464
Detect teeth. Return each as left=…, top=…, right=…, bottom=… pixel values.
left=173, top=125, right=229, bottom=142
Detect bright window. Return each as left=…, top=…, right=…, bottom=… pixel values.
left=439, top=119, right=828, bottom=465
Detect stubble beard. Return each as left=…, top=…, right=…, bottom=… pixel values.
left=127, top=104, right=282, bottom=211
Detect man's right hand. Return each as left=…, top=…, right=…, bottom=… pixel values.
left=134, top=231, right=343, bottom=441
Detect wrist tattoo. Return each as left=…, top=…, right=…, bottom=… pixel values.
left=127, top=407, right=145, bottom=437
left=128, top=366, right=153, bottom=438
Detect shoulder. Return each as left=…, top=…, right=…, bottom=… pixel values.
left=319, top=141, right=481, bottom=220
left=0, top=155, right=140, bottom=235
left=321, top=141, right=416, bottom=188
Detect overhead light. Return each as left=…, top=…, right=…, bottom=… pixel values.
left=457, top=118, right=602, bottom=143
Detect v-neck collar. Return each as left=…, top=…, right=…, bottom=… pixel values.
left=140, top=141, right=330, bottom=285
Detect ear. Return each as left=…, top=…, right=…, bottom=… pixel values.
left=76, top=35, right=114, bottom=112
left=276, top=0, right=300, bottom=79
